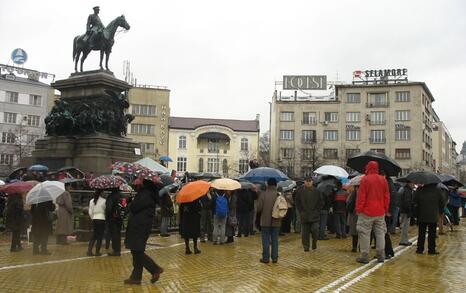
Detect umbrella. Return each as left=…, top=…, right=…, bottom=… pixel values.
left=159, top=174, right=175, bottom=186
left=28, top=164, right=49, bottom=172
left=135, top=157, right=170, bottom=174
left=347, top=151, right=401, bottom=176
left=211, top=178, right=242, bottom=191
left=314, top=165, right=349, bottom=178
left=119, top=184, right=134, bottom=192
left=189, top=172, right=222, bottom=180
left=89, top=175, right=127, bottom=189
left=241, top=167, right=289, bottom=183
left=278, top=179, right=296, bottom=192
left=8, top=167, right=27, bottom=179
left=60, top=178, right=84, bottom=184
left=159, top=155, right=173, bottom=162
left=176, top=181, right=211, bottom=203
left=436, top=174, right=463, bottom=187
left=406, top=171, right=441, bottom=185
left=0, top=180, right=5, bottom=185
left=0, top=180, right=38, bottom=194
left=160, top=183, right=181, bottom=197
left=112, top=162, right=160, bottom=184
left=239, top=181, right=256, bottom=190
left=26, top=181, right=65, bottom=205
left=349, top=175, right=364, bottom=186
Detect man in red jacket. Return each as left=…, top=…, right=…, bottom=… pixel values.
left=355, top=161, right=390, bottom=264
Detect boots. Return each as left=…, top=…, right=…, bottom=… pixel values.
left=356, top=252, right=369, bottom=264
left=351, top=235, right=358, bottom=252
left=87, top=239, right=95, bottom=256
left=193, top=239, right=201, bottom=254
left=376, top=250, right=385, bottom=263
left=95, top=239, right=102, bottom=256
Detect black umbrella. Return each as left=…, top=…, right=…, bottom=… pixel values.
left=159, top=174, right=175, bottom=186
left=347, top=151, right=401, bottom=176
left=436, top=173, right=463, bottom=187
left=406, top=171, right=441, bottom=185
left=239, top=181, right=255, bottom=190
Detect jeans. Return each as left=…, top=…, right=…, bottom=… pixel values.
left=389, top=207, right=400, bottom=233
left=130, top=250, right=160, bottom=281
left=357, top=214, right=386, bottom=256
left=212, top=216, right=226, bottom=243
left=237, top=211, right=250, bottom=236
left=160, top=217, right=170, bottom=235
left=319, top=210, right=329, bottom=238
left=399, top=213, right=410, bottom=244
left=334, top=212, right=347, bottom=237
left=261, top=226, right=279, bottom=261
left=417, top=222, right=437, bottom=253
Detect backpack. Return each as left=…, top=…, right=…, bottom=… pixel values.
left=215, top=195, right=228, bottom=218
left=272, top=193, right=288, bottom=219
left=113, top=197, right=128, bottom=220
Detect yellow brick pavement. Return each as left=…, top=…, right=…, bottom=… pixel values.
left=0, top=223, right=464, bottom=292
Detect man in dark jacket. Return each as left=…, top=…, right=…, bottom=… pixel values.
left=106, top=189, right=124, bottom=256
left=333, top=181, right=348, bottom=239
left=237, top=188, right=254, bottom=237
left=414, top=184, right=445, bottom=255
left=295, top=177, right=323, bottom=251
left=124, top=180, right=163, bottom=285
left=6, top=193, right=24, bottom=252
left=399, top=182, right=414, bottom=245
left=316, top=176, right=337, bottom=240
left=31, top=200, right=55, bottom=255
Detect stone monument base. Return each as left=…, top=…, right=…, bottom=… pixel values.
left=26, top=133, right=142, bottom=174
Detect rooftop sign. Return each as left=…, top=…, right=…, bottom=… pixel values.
left=353, top=68, right=408, bottom=84
left=283, top=75, right=327, bottom=90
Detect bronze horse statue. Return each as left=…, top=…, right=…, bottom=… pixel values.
left=73, top=15, right=130, bottom=72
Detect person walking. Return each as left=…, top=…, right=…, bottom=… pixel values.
left=124, top=179, right=163, bottom=285
left=414, top=184, right=445, bottom=255
left=399, top=182, right=415, bottom=246
left=355, top=161, right=390, bottom=264
left=448, top=187, right=461, bottom=225
left=106, top=188, right=124, bottom=256
left=55, top=183, right=74, bottom=245
left=179, top=199, right=202, bottom=254
left=295, top=177, right=323, bottom=251
left=212, top=190, right=228, bottom=245
left=87, top=190, right=106, bottom=256
left=333, top=182, right=348, bottom=239
left=6, top=193, right=24, bottom=252
left=31, top=200, right=55, bottom=255
left=346, top=185, right=359, bottom=252
left=257, top=178, right=281, bottom=263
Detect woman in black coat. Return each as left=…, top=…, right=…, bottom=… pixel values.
left=31, top=200, right=55, bottom=255
left=179, top=199, right=202, bottom=254
left=124, top=180, right=163, bottom=285
left=6, top=193, right=24, bottom=252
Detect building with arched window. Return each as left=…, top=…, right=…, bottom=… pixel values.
left=168, top=116, right=260, bottom=177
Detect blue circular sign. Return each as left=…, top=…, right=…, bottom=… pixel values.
left=11, top=48, right=28, bottom=65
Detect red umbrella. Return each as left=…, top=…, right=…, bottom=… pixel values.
left=0, top=181, right=39, bottom=195
left=89, top=175, right=127, bottom=190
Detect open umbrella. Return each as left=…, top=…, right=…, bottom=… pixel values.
left=347, top=151, right=401, bottom=176
left=349, top=175, right=364, bottom=186
left=239, top=181, right=256, bottom=190
left=176, top=181, right=211, bottom=203
left=314, top=165, right=349, bottom=178
left=241, top=167, right=289, bottom=183
left=436, top=174, right=463, bottom=187
left=89, top=175, right=127, bottom=189
left=278, top=179, right=296, bottom=192
left=28, top=164, right=49, bottom=172
left=60, top=178, right=84, bottom=184
left=159, top=174, right=175, bottom=186
left=0, top=180, right=4, bottom=185
left=406, top=171, right=441, bottom=185
left=26, top=181, right=65, bottom=205
left=0, top=180, right=38, bottom=194
left=135, top=157, right=170, bottom=174
left=159, top=155, right=173, bottom=162
left=189, top=172, right=222, bottom=180
left=8, top=167, right=28, bottom=179
left=211, top=178, right=242, bottom=191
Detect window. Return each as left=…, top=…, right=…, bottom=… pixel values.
left=395, top=148, right=411, bottom=159
left=142, top=143, right=155, bottom=153
left=198, top=158, right=204, bottom=172
left=130, top=124, right=155, bottom=135
left=280, top=112, right=294, bottom=121
left=239, top=159, right=249, bottom=174
left=347, top=93, right=361, bottom=103
left=302, top=167, right=313, bottom=178
left=222, top=159, right=228, bottom=177
left=208, top=139, right=219, bottom=153
left=324, top=130, right=338, bottom=141
left=346, top=148, right=360, bottom=158
left=4, top=112, right=17, bottom=124
left=1, top=132, right=16, bottom=144
left=368, top=93, right=388, bottom=107
left=370, top=130, right=385, bottom=143
left=370, top=112, right=385, bottom=125
left=302, top=148, right=314, bottom=160
left=324, top=112, right=338, bottom=122
left=302, top=130, right=316, bottom=143
left=281, top=148, right=294, bottom=159
left=29, top=95, right=42, bottom=106
left=279, top=130, right=294, bottom=140
left=396, top=91, right=410, bottom=102
left=207, top=158, right=219, bottom=173
left=395, top=110, right=410, bottom=121
left=178, top=135, right=187, bottom=149
left=177, top=157, right=187, bottom=172
left=370, top=148, right=385, bottom=154
left=346, top=112, right=360, bottom=122
left=323, top=149, right=338, bottom=159
left=0, top=154, right=14, bottom=165
left=6, top=91, right=18, bottom=103
left=27, top=115, right=40, bottom=127
left=395, top=128, right=411, bottom=140
left=240, top=138, right=248, bottom=151
left=131, top=104, right=156, bottom=116
left=346, top=129, right=360, bottom=141
left=302, top=112, right=317, bottom=125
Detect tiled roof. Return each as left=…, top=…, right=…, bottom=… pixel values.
left=169, top=116, right=259, bottom=132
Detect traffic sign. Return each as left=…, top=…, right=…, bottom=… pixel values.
left=11, top=48, right=28, bottom=65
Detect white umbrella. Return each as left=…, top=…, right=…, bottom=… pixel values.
left=211, top=178, right=242, bottom=191
left=349, top=175, right=364, bottom=186
left=0, top=179, right=5, bottom=185
left=26, top=181, right=65, bottom=205
left=314, top=165, right=349, bottom=178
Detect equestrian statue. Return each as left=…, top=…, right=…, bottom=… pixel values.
left=73, top=6, right=130, bottom=72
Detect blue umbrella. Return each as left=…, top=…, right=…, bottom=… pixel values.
left=28, top=164, right=49, bottom=172
left=159, top=155, right=173, bottom=162
left=241, top=167, right=289, bottom=183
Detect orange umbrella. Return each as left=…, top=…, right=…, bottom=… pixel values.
left=176, top=180, right=210, bottom=203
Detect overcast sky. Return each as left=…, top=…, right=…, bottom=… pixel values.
left=1, top=0, right=465, bottom=152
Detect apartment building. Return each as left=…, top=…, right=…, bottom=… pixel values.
left=432, top=110, right=459, bottom=176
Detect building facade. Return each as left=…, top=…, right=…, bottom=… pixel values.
left=270, top=81, right=439, bottom=178
left=167, top=116, right=260, bottom=178
left=0, top=74, right=53, bottom=176
left=432, top=110, right=458, bottom=176
left=126, top=86, right=170, bottom=160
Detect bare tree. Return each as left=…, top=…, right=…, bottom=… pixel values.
left=258, top=131, right=270, bottom=166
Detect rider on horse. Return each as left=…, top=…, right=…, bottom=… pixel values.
left=84, top=6, right=104, bottom=49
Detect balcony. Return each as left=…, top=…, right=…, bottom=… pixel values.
left=366, top=102, right=389, bottom=108
left=369, top=137, right=386, bottom=144
left=301, top=138, right=317, bottom=144
left=369, top=120, right=386, bottom=126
